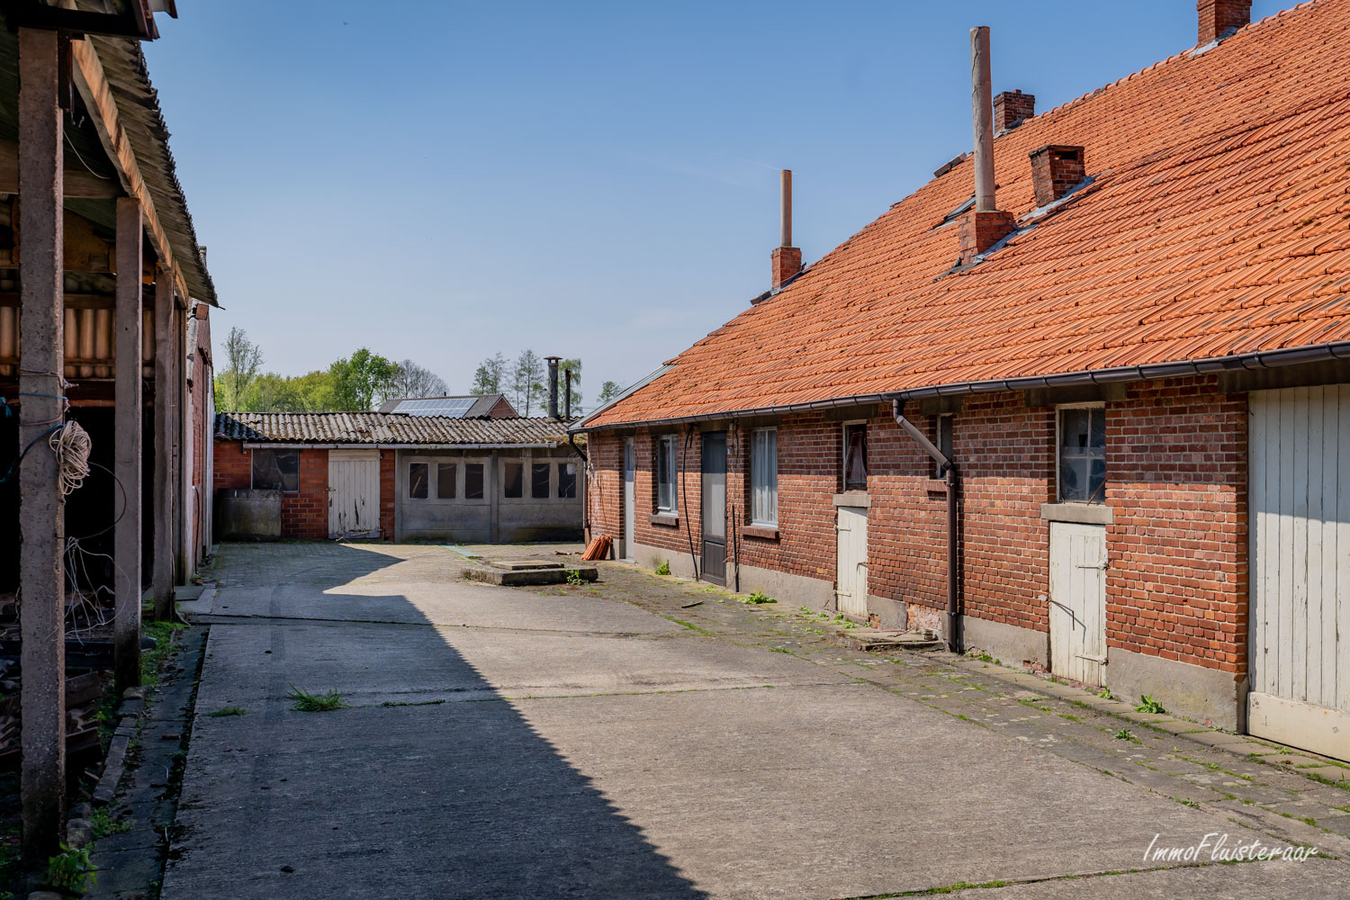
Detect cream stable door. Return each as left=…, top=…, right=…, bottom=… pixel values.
left=836, top=506, right=868, bottom=618
left=1249, top=386, right=1350, bottom=761
left=1049, top=522, right=1108, bottom=685
left=328, top=450, right=381, bottom=537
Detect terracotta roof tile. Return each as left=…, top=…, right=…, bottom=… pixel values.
left=584, top=0, right=1350, bottom=428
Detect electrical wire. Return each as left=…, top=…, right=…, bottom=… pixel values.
left=50, top=419, right=91, bottom=495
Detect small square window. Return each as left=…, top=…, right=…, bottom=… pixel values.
left=503, top=462, right=523, bottom=499
left=252, top=448, right=299, bottom=493
left=437, top=463, right=456, bottom=499
left=558, top=462, right=577, bottom=499
left=531, top=463, right=551, bottom=499
left=843, top=423, right=867, bottom=490
left=408, top=462, right=429, bottom=500
left=465, top=463, right=485, bottom=500
left=1058, top=406, right=1106, bottom=503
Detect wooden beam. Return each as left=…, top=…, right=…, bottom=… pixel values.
left=151, top=273, right=176, bottom=620
left=114, top=196, right=142, bottom=688
left=0, top=140, right=123, bottom=199
left=17, top=26, right=67, bottom=870
left=68, top=37, right=189, bottom=303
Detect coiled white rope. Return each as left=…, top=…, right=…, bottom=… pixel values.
left=50, top=419, right=91, bottom=495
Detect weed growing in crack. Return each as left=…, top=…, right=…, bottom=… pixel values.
left=1114, top=728, right=1137, bottom=742
left=1135, top=694, right=1166, bottom=715
left=287, top=687, right=347, bottom=712
left=91, top=808, right=132, bottom=839
left=654, top=560, right=671, bottom=576
left=208, top=706, right=246, bottom=718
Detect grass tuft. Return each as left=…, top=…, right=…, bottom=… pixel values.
left=287, top=687, right=347, bottom=712
left=208, top=706, right=247, bottom=718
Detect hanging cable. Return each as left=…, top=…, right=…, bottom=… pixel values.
left=50, top=419, right=91, bottom=495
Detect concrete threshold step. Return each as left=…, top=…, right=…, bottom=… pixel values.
left=839, top=629, right=945, bottom=652
left=463, top=563, right=598, bottom=586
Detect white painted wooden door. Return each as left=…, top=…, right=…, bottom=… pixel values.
left=1249, top=386, right=1350, bottom=761
left=836, top=506, right=868, bottom=617
left=328, top=450, right=380, bottom=538
left=622, top=439, right=635, bottom=561
left=1049, top=522, right=1107, bottom=685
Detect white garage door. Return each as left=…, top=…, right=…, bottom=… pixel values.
left=1249, top=386, right=1350, bottom=761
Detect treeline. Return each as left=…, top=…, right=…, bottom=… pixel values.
left=214, top=328, right=447, bottom=412
left=469, top=350, right=624, bottom=416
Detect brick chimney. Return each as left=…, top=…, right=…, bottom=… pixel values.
left=993, top=90, right=1035, bottom=132
left=959, top=26, right=1016, bottom=264
left=1029, top=145, right=1085, bottom=207
left=1198, top=0, right=1251, bottom=45
left=771, top=169, right=802, bottom=289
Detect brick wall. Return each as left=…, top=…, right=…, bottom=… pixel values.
left=212, top=439, right=330, bottom=540
left=586, top=374, right=1249, bottom=679
left=379, top=449, right=396, bottom=540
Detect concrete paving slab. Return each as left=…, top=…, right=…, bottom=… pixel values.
left=204, top=581, right=680, bottom=634
left=942, top=857, right=1349, bottom=899
left=193, top=619, right=854, bottom=709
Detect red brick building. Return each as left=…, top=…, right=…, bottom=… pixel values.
left=214, top=412, right=583, bottom=543
left=575, top=0, right=1350, bottom=758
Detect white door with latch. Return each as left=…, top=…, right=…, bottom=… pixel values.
left=1049, top=521, right=1107, bottom=684
left=836, top=506, right=868, bottom=618
left=328, top=449, right=380, bottom=538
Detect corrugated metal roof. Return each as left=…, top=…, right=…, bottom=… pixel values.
left=215, top=412, right=573, bottom=446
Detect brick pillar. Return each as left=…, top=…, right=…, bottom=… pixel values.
left=993, top=90, right=1035, bottom=132
left=958, top=210, right=1017, bottom=264
left=771, top=246, right=801, bottom=289
left=1198, top=0, right=1251, bottom=44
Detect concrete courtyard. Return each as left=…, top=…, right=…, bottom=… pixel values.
left=161, top=543, right=1350, bottom=899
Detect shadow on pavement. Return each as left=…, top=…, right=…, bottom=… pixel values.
left=166, top=543, right=708, bottom=900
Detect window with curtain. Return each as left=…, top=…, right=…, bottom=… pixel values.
left=751, top=428, right=778, bottom=525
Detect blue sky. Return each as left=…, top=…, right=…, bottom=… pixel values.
left=144, top=1, right=1286, bottom=406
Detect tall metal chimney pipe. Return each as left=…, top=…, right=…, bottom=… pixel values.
left=780, top=169, right=792, bottom=248
left=971, top=26, right=996, bottom=212
left=545, top=356, right=560, bottom=419
left=564, top=368, right=572, bottom=419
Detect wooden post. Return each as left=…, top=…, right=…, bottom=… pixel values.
left=780, top=169, right=792, bottom=248
left=114, top=197, right=143, bottom=686
left=970, top=26, right=996, bottom=211
left=152, top=273, right=176, bottom=620
left=17, top=26, right=67, bottom=869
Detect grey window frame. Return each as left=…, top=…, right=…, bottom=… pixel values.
left=656, top=436, right=678, bottom=514
left=750, top=427, right=778, bottom=526
left=1056, top=402, right=1106, bottom=504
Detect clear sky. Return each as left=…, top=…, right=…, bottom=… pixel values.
left=144, top=0, right=1287, bottom=407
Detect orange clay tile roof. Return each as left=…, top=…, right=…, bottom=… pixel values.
left=583, top=0, right=1350, bottom=429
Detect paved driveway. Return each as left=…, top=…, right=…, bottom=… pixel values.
left=163, top=543, right=1349, bottom=899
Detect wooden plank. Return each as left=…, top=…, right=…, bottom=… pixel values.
left=1307, top=386, right=1325, bottom=708
left=1323, top=387, right=1340, bottom=709
left=1264, top=392, right=1282, bottom=697
left=17, top=26, right=67, bottom=870
left=151, top=274, right=176, bottom=619
left=68, top=37, right=190, bottom=304
left=1291, top=387, right=1309, bottom=703
left=1249, top=392, right=1267, bottom=696
left=0, top=139, right=123, bottom=198
left=113, top=196, right=142, bottom=689
left=1339, top=385, right=1350, bottom=712
left=1277, top=389, right=1294, bottom=700
left=1249, top=691, right=1350, bottom=762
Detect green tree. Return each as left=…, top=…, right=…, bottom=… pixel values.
left=470, top=352, right=507, bottom=395
left=510, top=349, right=545, bottom=416
left=597, top=380, right=623, bottom=407
left=388, top=359, right=447, bottom=401
left=216, top=327, right=262, bottom=410
left=327, top=349, right=397, bottom=411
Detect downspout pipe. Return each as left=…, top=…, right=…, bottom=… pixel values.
left=892, top=400, right=962, bottom=653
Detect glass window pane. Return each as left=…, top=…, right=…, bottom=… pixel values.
left=1059, top=408, right=1106, bottom=503
left=532, top=463, right=551, bottom=498
left=465, top=463, right=484, bottom=499
left=657, top=438, right=677, bottom=512
left=409, top=463, right=428, bottom=500
left=252, top=449, right=299, bottom=493
left=844, top=424, right=867, bottom=489
left=437, top=463, right=456, bottom=499
left=558, top=462, right=577, bottom=499
left=752, top=430, right=777, bottom=525
left=504, top=462, right=523, bottom=499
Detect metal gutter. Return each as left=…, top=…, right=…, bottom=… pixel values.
left=575, top=341, right=1350, bottom=433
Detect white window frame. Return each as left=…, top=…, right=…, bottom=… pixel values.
left=656, top=435, right=678, bottom=514
left=842, top=420, right=868, bottom=491
left=1056, top=402, right=1106, bottom=504
left=750, top=427, right=778, bottom=526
